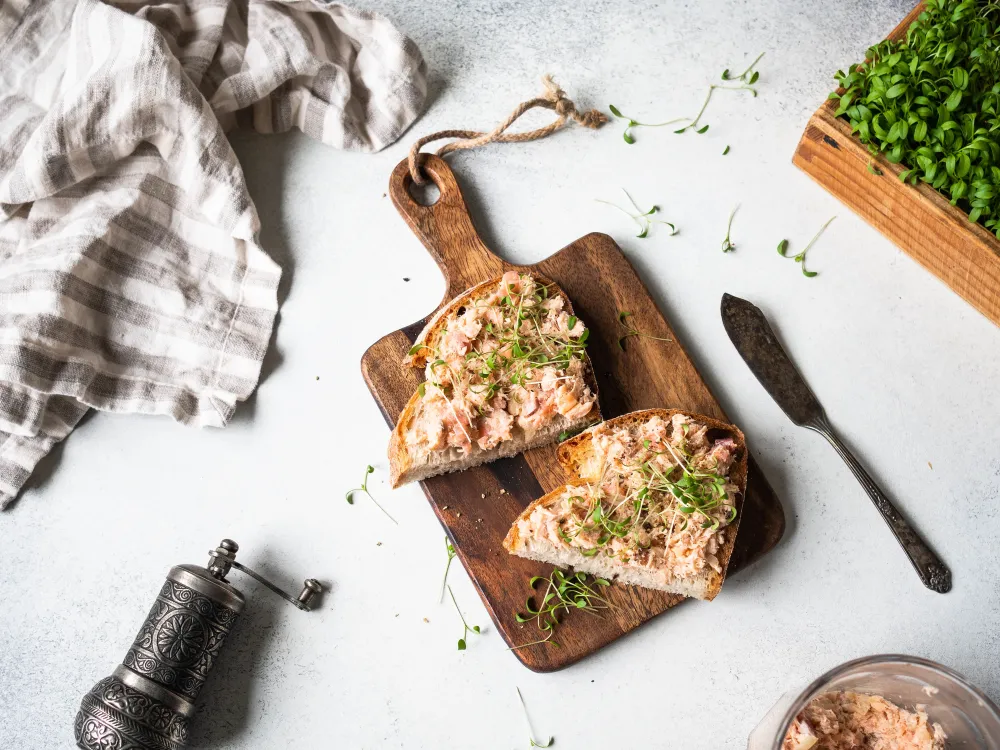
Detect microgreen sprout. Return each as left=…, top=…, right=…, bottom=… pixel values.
left=517, top=687, right=554, bottom=748
left=440, top=536, right=457, bottom=603
left=448, top=585, right=481, bottom=650
left=511, top=569, right=610, bottom=650
left=674, top=80, right=758, bottom=135
left=723, top=145, right=731, bottom=155
left=721, top=205, right=738, bottom=252
left=595, top=188, right=677, bottom=238
left=611, top=55, right=761, bottom=143
left=345, top=465, right=398, bottom=524
left=617, top=311, right=672, bottom=350
left=832, top=2, right=1000, bottom=232
left=552, top=429, right=738, bottom=568
left=608, top=104, right=688, bottom=144
left=779, top=216, right=835, bottom=277
left=722, top=52, right=764, bottom=84
left=631, top=440, right=736, bottom=531
left=412, top=273, right=593, bottom=440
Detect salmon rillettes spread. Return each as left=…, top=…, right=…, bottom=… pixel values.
left=404, top=272, right=597, bottom=455
left=512, top=412, right=740, bottom=582
left=782, top=691, right=946, bottom=750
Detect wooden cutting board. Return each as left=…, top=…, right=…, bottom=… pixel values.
left=361, top=155, right=786, bottom=672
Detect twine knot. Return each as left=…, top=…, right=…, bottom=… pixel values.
left=407, top=75, right=607, bottom=184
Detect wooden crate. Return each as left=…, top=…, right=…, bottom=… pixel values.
left=793, top=2, right=1000, bottom=327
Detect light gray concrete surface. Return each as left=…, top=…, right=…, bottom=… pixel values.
left=3, top=1, right=999, bottom=748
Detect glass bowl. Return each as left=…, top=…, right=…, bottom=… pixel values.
left=748, top=654, right=1000, bottom=749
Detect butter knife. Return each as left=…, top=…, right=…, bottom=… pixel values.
left=721, top=293, right=951, bottom=593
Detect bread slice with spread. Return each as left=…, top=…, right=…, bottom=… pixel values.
left=389, top=271, right=601, bottom=488
left=504, top=409, right=747, bottom=600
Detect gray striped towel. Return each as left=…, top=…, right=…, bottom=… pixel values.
left=0, top=0, right=427, bottom=508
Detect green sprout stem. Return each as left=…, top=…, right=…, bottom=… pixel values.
left=517, top=688, right=554, bottom=748
left=449, top=585, right=481, bottom=650
left=723, top=52, right=765, bottom=83
left=611, top=61, right=760, bottom=143
left=721, top=205, right=738, bottom=252
left=595, top=189, right=677, bottom=238
left=676, top=82, right=757, bottom=135
left=617, top=310, right=672, bottom=350
left=440, top=536, right=457, bottom=603
left=510, top=569, right=610, bottom=651
left=345, top=466, right=398, bottom=524
left=608, top=104, right=687, bottom=143
left=781, top=216, right=835, bottom=277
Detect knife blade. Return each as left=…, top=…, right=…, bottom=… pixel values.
left=720, top=293, right=824, bottom=427
left=720, top=293, right=952, bottom=593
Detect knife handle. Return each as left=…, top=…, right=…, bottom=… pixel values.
left=808, top=416, right=952, bottom=593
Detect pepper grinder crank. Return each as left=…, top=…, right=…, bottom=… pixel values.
left=74, top=539, right=322, bottom=750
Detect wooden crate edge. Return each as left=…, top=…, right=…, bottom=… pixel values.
left=793, top=107, right=1000, bottom=327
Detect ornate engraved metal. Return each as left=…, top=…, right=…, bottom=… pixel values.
left=74, top=540, right=321, bottom=749
left=74, top=676, right=188, bottom=750
left=122, top=577, right=239, bottom=701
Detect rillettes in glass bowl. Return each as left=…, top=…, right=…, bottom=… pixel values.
left=749, top=654, right=1000, bottom=749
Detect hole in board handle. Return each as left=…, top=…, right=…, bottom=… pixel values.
left=407, top=177, right=441, bottom=206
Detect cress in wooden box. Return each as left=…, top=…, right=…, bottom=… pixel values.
left=793, top=2, right=1000, bottom=327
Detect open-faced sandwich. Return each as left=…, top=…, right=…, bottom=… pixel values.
left=389, top=271, right=601, bottom=487
left=504, top=409, right=747, bottom=600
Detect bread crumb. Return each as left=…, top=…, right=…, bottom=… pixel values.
left=423, top=617, right=430, bottom=623
left=928, top=461, right=933, bottom=469
left=481, top=493, right=485, bottom=498
left=442, top=505, right=449, bottom=510
left=500, top=489, right=506, bottom=495
left=456, top=511, right=462, bottom=518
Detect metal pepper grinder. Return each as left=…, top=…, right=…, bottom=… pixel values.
left=74, top=539, right=322, bottom=750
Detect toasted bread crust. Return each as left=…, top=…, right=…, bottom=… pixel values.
left=387, top=392, right=417, bottom=487
left=503, top=485, right=565, bottom=551
left=507, top=408, right=748, bottom=600
left=389, top=273, right=601, bottom=488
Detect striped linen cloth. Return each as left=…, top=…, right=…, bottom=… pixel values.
left=0, top=0, right=427, bottom=508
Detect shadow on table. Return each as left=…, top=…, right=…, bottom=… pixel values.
left=187, top=552, right=330, bottom=747
left=225, top=69, right=447, bottom=427
left=188, top=548, right=333, bottom=747
left=227, top=131, right=297, bottom=426
left=4, top=409, right=97, bottom=511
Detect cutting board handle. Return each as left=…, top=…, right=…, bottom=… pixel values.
left=390, top=155, right=504, bottom=299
